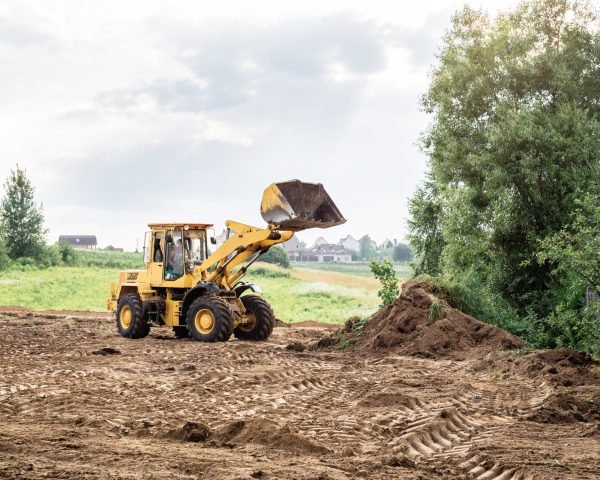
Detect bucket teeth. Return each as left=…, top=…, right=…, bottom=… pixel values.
left=260, top=180, right=346, bottom=231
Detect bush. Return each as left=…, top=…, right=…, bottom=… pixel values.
left=370, top=259, right=399, bottom=307
left=260, top=246, right=290, bottom=268
left=39, top=245, right=62, bottom=268
left=249, top=266, right=291, bottom=279
left=58, top=241, right=77, bottom=265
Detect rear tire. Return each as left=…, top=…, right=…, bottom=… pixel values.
left=186, top=296, right=233, bottom=342
left=116, top=294, right=150, bottom=339
left=234, top=295, right=275, bottom=341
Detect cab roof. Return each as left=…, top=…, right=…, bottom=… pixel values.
left=148, top=223, right=213, bottom=229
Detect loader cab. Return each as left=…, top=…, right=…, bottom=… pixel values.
left=145, top=223, right=212, bottom=284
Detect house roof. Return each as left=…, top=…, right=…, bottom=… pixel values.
left=313, top=236, right=328, bottom=246
left=340, top=234, right=357, bottom=242
left=310, top=243, right=349, bottom=254
left=283, top=237, right=303, bottom=252
left=58, top=235, right=97, bottom=245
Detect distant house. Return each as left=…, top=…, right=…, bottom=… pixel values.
left=283, top=237, right=304, bottom=261
left=379, top=238, right=394, bottom=249
left=339, top=234, right=360, bottom=253
left=294, top=243, right=351, bottom=263
left=313, top=236, right=328, bottom=247
left=58, top=235, right=97, bottom=249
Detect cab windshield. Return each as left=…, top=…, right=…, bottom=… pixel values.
left=184, top=229, right=207, bottom=263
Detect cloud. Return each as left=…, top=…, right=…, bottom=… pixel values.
left=94, top=13, right=391, bottom=115
left=4, top=6, right=445, bottom=250
left=392, top=10, right=453, bottom=65
left=0, top=15, right=54, bottom=48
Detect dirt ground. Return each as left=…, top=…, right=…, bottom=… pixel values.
left=0, top=309, right=599, bottom=480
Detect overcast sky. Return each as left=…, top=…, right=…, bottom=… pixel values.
left=0, top=0, right=526, bottom=250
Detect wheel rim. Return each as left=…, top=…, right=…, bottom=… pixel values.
left=194, top=308, right=215, bottom=334
left=239, top=311, right=257, bottom=332
left=120, top=305, right=132, bottom=328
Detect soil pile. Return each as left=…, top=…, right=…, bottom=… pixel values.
left=474, top=348, right=600, bottom=425
left=515, top=349, right=599, bottom=387
left=475, top=348, right=600, bottom=387
left=213, top=418, right=330, bottom=455
left=319, top=280, right=524, bottom=359
left=526, top=387, right=600, bottom=424
left=165, top=421, right=211, bottom=442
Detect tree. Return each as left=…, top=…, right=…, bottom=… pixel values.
left=261, top=245, right=290, bottom=268
left=392, top=243, right=413, bottom=263
left=410, top=0, right=600, bottom=323
left=407, top=175, right=445, bottom=275
left=359, top=235, right=375, bottom=261
left=538, top=193, right=600, bottom=293
left=0, top=238, right=10, bottom=271
left=0, top=166, right=47, bottom=260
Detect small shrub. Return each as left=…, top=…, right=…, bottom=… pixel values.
left=428, top=296, right=444, bottom=323
left=337, top=337, right=354, bottom=350
left=39, top=245, right=62, bottom=268
left=370, top=259, right=399, bottom=307
left=352, top=317, right=368, bottom=333
left=57, top=241, right=77, bottom=265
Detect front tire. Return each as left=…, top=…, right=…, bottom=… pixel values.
left=186, top=296, right=233, bottom=342
left=234, top=295, right=275, bottom=341
left=116, top=294, right=150, bottom=339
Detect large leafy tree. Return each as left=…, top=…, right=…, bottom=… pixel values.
left=410, top=0, right=600, bottom=319
left=0, top=166, right=47, bottom=260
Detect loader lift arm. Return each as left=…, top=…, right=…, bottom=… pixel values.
left=199, top=220, right=294, bottom=290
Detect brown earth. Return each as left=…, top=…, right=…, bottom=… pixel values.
left=317, top=280, right=525, bottom=360
left=0, top=308, right=599, bottom=479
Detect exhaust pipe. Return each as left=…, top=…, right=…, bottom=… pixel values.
left=260, top=180, right=346, bottom=231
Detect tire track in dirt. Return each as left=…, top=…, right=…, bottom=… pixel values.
left=0, top=313, right=597, bottom=480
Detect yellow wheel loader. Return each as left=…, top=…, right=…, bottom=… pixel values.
left=107, top=180, right=345, bottom=342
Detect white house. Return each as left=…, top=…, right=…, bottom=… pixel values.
left=313, top=236, right=328, bottom=247
left=339, top=234, right=360, bottom=253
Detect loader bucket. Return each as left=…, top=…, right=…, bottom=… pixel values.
left=261, top=180, right=346, bottom=231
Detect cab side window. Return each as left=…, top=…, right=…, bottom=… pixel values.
left=153, top=232, right=164, bottom=262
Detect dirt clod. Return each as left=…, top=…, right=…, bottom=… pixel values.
left=285, top=342, right=305, bottom=352
left=166, top=421, right=211, bottom=442
left=382, top=454, right=417, bottom=469
left=214, top=419, right=330, bottom=455
left=91, top=347, right=121, bottom=355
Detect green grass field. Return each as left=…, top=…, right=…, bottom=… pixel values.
left=0, top=252, right=411, bottom=323
left=0, top=267, right=121, bottom=311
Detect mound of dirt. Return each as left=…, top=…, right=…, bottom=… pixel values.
left=165, top=421, right=211, bottom=442
left=514, top=349, right=600, bottom=387
left=526, top=386, right=600, bottom=424
left=213, top=418, right=330, bottom=455
left=318, top=280, right=524, bottom=359
left=474, top=348, right=600, bottom=387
